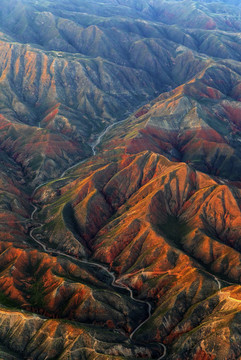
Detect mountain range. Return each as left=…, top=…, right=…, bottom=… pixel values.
left=1, top=0, right=241, bottom=359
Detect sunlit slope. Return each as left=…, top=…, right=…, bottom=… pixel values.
left=33, top=144, right=241, bottom=358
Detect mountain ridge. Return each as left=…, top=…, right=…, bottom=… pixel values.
left=1, top=0, right=241, bottom=359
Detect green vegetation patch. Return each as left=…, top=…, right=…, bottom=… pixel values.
left=157, top=215, right=191, bottom=247
left=0, top=291, right=19, bottom=308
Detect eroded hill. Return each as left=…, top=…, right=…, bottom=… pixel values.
left=1, top=0, right=241, bottom=359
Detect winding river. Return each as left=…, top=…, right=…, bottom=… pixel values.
left=29, top=120, right=167, bottom=359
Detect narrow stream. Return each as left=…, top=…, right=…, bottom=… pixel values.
left=29, top=120, right=167, bottom=359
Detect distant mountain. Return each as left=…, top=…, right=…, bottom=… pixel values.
left=2, top=0, right=241, bottom=185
